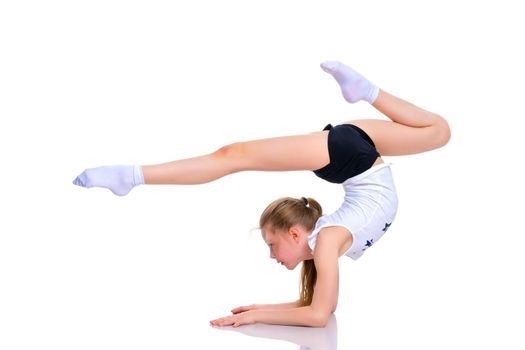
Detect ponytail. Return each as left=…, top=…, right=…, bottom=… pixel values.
left=299, top=258, right=317, bottom=306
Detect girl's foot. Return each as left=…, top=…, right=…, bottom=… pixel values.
left=73, top=165, right=144, bottom=196
left=320, top=60, right=379, bottom=104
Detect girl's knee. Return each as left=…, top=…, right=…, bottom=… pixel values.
left=214, top=142, right=246, bottom=159
left=434, top=116, right=451, bottom=148
left=213, top=142, right=249, bottom=172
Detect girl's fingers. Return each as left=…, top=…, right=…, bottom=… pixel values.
left=231, top=306, right=247, bottom=314
left=211, top=316, right=234, bottom=327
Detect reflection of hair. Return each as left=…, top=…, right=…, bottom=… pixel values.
left=259, top=197, right=323, bottom=307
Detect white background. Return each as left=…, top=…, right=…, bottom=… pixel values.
left=1, top=1, right=524, bottom=349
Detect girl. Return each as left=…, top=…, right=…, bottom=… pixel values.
left=73, top=61, right=451, bottom=328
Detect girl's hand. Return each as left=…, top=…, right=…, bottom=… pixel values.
left=231, top=304, right=257, bottom=314
left=210, top=310, right=256, bottom=328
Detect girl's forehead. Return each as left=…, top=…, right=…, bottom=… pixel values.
left=261, top=224, right=271, bottom=235
left=261, top=226, right=277, bottom=242
left=261, top=229, right=270, bottom=242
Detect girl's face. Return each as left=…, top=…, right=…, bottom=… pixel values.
left=261, top=224, right=312, bottom=270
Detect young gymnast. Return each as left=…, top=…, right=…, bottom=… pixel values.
left=73, top=61, right=451, bottom=328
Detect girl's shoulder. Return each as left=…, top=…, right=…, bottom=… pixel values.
left=315, top=226, right=353, bottom=257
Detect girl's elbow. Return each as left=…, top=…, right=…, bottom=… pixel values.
left=316, top=314, right=332, bottom=328
left=312, top=310, right=334, bottom=328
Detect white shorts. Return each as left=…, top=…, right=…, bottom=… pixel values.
left=308, top=163, right=398, bottom=260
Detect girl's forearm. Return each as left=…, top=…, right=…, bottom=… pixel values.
left=255, top=300, right=300, bottom=310
left=254, top=306, right=328, bottom=327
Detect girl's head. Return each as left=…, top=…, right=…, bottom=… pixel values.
left=259, top=197, right=323, bottom=306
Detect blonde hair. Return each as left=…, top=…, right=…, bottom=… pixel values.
left=259, top=197, right=323, bottom=307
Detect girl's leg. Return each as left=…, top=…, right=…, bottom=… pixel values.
left=347, top=89, right=451, bottom=156
left=73, top=131, right=330, bottom=195
left=320, top=61, right=450, bottom=156
left=143, top=132, right=329, bottom=184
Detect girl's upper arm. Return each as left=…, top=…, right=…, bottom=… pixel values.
left=310, top=226, right=350, bottom=320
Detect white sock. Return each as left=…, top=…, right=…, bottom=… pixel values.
left=73, top=165, right=144, bottom=196
left=320, top=60, right=379, bottom=104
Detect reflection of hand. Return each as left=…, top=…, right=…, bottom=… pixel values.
left=210, top=310, right=256, bottom=328
left=215, top=314, right=338, bottom=350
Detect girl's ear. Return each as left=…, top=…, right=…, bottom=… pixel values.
left=288, top=225, right=302, bottom=241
